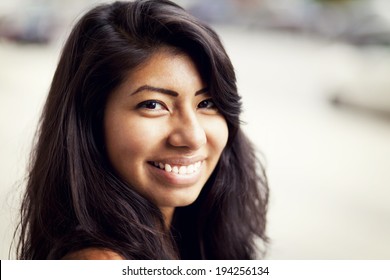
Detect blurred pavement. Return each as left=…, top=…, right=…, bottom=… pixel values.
left=221, top=26, right=390, bottom=259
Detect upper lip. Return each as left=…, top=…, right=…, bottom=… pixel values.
left=149, top=155, right=206, bottom=166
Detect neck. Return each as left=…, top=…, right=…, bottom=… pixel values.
left=160, top=207, right=174, bottom=229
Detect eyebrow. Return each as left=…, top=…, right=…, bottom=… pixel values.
left=130, top=85, right=208, bottom=97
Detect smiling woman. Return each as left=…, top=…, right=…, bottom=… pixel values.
left=104, top=50, right=228, bottom=226
left=15, top=0, right=269, bottom=259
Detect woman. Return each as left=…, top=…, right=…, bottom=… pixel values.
left=16, top=0, right=268, bottom=259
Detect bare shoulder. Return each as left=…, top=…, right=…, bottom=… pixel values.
left=62, top=248, right=124, bottom=260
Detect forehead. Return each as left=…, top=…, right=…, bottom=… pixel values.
left=119, top=49, right=206, bottom=94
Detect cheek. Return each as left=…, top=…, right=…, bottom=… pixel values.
left=204, top=116, right=229, bottom=154
left=104, top=114, right=164, bottom=164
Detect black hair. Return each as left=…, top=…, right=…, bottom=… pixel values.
left=16, top=0, right=268, bottom=259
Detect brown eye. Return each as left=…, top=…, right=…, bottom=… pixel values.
left=137, top=100, right=165, bottom=110
left=198, top=98, right=216, bottom=109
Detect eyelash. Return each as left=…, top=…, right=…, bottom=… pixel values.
left=197, top=98, right=216, bottom=110
left=137, top=100, right=166, bottom=110
left=137, top=98, right=217, bottom=111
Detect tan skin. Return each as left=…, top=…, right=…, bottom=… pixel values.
left=63, top=49, right=228, bottom=259
left=62, top=248, right=124, bottom=260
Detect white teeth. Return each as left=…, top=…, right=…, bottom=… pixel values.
left=153, top=161, right=202, bottom=175
left=187, top=164, right=194, bottom=174
left=165, top=163, right=172, bottom=172
left=179, top=166, right=187, bottom=174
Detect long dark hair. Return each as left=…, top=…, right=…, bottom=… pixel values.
left=16, top=0, right=268, bottom=259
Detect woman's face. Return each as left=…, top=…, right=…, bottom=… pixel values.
left=104, top=49, right=228, bottom=215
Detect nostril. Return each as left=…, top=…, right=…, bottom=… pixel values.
left=168, top=127, right=206, bottom=149
left=167, top=116, right=206, bottom=149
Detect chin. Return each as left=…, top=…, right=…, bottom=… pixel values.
left=157, top=190, right=202, bottom=208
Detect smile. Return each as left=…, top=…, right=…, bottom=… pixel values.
left=150, top=161, right=202, bottom=175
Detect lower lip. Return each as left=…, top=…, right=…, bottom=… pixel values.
left=147, top=162, right=203, bottom=186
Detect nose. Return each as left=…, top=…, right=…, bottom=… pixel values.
left=167, top=111, right=207, bottom=150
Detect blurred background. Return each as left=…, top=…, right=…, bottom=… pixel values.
left=1, top=0, right=390, bottom=259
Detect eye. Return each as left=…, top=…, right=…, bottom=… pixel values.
left=137, top=100, right=166, bottom=110
left=198, top=98, right=216, bottom=110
